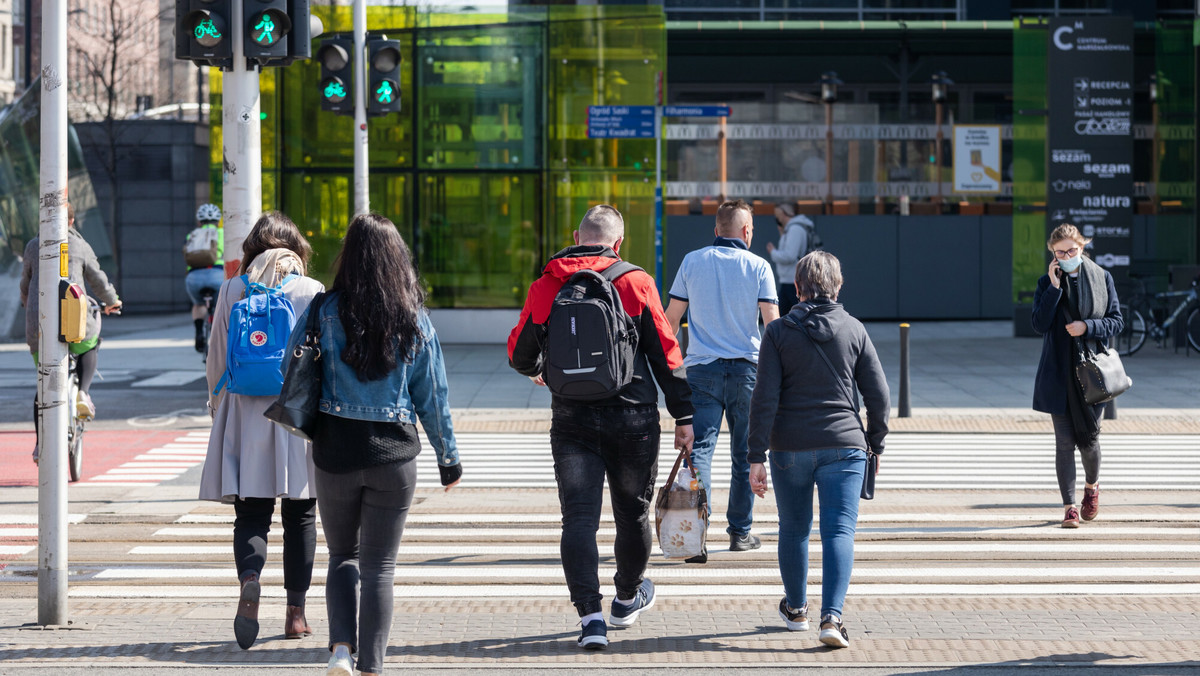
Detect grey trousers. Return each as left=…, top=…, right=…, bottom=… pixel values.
left=315, top=458, right=417, bottom=674
left=1050, top=413, right=1102, bottom=506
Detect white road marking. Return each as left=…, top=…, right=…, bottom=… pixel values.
left=91, top=565, right=1200, bottom=581
left=0, top=528, right=38, bottom=537
left=127, top=542, right=1200, bottom=556
left=0, top=545, right=35, bottom=556
left=67, top=583, right=1200, bottom=599
left=130, top=371, right=206, bottom=388
left=0, top=514, right=86, bottom=525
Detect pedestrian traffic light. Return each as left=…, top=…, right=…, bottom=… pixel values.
left=366, top=38, right=402, bottom=116
left=175, top=0, right=233, bottom=68
left=244, top=0, right=292, bottom=64
left=317, top=37, right=354, bottom=115
left=284, top=0, right=320, bottom=65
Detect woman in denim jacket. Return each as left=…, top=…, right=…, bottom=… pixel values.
left=284, top=213, right=461, bottom=676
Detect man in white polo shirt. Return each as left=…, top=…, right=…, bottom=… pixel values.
left=665, top=199, right=779, bottom=563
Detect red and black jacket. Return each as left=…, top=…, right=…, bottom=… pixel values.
left=507, top=245, right=694, bottom=425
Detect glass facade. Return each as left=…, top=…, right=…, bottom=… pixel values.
left=1010, top=18, right=1047, bottom=304
left=210, top=5, right=667, bottom=306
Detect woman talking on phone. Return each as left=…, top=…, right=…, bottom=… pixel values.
left=1031, top=224, right=1123, bottom=529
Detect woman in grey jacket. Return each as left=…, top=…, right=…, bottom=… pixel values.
left=747, top=251, right=889, bottom=649
left=20, top=202, right=122, bottom=460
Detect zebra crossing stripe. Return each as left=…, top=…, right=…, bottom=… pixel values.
left=89, top=564, right=1200, bottom=581
left=127, top=542, right=1200, bottom=556
left=66, top=582, right=1200, bottom=599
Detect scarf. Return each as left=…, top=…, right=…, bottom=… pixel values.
left=1060, top=257, right=1107, bottom=446
left=243, top=248, right=306, bottom=288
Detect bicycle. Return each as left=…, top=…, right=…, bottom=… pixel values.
left=1114, top=273, right=1200, bottom=356
left=65, top=352, right=86, bottom=482
left=199, top=286, right=218, bottom=362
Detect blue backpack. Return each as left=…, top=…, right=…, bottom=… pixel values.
left=213, top=274, right=299, bottom=397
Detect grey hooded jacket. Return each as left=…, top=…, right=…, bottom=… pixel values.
left=20, top=228, right=120, bottom=352
left=747, top=298, right=889, bottom=464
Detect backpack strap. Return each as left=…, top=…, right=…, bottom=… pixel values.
left=599, top=261, right=642, bottom=283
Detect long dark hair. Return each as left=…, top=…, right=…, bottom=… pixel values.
left=239, top=211, right=313, bottom=273
left=333, top=213, right=426, bottom=381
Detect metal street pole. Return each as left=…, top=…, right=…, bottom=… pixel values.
left=222, top=0, right=263, bottom=278
left=654, top=71, right=663, bottom=288
left=353, top=0, right=368, bottom=215
left=37, top=0, right=69, bottom=626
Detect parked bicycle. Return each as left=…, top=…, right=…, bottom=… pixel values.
left=1114, top=273, right=1200, bottom=356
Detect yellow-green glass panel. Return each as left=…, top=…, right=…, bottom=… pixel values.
left=1012, top=19, right=1048, bottom=304
left=418, top=173, right=539, bottom=308
left=547, top=10, right=665, bottom=174
left=546, top=171, right=656, bottom=276
left=417, top=24, right=543, bottom=170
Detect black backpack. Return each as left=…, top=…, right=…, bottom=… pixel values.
left=543, top=261, right=642, bottom=401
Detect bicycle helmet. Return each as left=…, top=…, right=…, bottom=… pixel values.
left=196, top=203, right=222, bottom=224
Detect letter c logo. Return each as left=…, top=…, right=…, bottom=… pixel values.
left=1053, top=26, right=1074, bottom=50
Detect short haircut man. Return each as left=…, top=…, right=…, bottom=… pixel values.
left=664, top=198, right=779, bottom=562
left=508, top=202, right=694, bottom=648
left=577, top=204, right=625, bottom=244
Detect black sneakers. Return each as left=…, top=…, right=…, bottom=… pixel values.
left=778, top=598, right=809, bottom=631
left=730, top=532, right=762, bottom=551
left=819, top=614, right=850, bottom=648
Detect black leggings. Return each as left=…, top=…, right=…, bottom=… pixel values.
left=76, top=347, right=98, bottom=393
left=1051, top=413, right=1102, bottom=506
left=233, top=497, right=317, bottom=593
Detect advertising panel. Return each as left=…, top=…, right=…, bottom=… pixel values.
left=1046, top=17, right=1134, bottom=270
left=953, top=125, right=1002, bottom=194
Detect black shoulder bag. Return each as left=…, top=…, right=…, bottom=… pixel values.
left=1062, top=285, right=1132, bottom=405
left=264, top=292, right=326, bottom=440
left=787, top=317, right=878, bottom=500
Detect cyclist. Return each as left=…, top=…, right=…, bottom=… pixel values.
left=184, top=203, right=225, bottom=353
left=19, top=202, right=123, bottom=463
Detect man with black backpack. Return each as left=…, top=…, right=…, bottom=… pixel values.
left=508, top=204, right=694, bottom=651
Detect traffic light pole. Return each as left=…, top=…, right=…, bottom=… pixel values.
left=37, top=0, right=70, bottom=626
left=223, top=0, right=263, bottom=277
left=353, top=0, right=368, bottom=215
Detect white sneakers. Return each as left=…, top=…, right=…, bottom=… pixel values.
left=327, top=644, right=354, bottom=676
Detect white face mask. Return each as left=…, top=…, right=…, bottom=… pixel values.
left=1058, top=253, right=1083, bottom=273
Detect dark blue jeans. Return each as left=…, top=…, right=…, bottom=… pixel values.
left=687, top=358, right=757, bottom=537
left=550, top=403, right=660, bottom=617
left=770, top=448, right=866, bottom=619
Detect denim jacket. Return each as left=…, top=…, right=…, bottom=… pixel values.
left=284, top=292, right=459, bottom=467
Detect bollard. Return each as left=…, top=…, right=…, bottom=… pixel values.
left=1104, top=399, right=1117, bottom=420
left=899, top=323, right=911, bottom=418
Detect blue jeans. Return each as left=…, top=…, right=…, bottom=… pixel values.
left=687, top=358, right=757, bottom=537
left=550, top=403, right=660, bottom=616
left=185, top=267, right=225, bottom=305
left=770, top=448, right=866, bottom=619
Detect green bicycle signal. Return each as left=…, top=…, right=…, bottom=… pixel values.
left=324, top=80, right=347, bottom=101
left=191, top=15, right=224, bottom=48
left=194, top=19, right=221, bottom=41
left=374, top=81, right=395, bottom=104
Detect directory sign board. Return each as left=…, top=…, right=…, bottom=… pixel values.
left=1046, top=18, right=1134, bottom=269
left=952, top=125, right=1002, bottom=194
left=587, top=105, right=656, bottom=138
left=662, top=105, right=730, bottom=118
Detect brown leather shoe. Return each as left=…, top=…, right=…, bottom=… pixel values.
left=1081, top=486, right=1100, bottom=521
left=285, top=605, right=312, bottom=639
left=234, top=574, right=260, bottom=649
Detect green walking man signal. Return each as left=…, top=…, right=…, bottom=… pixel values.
left=375, top=81, right=394, bottom=104
left=254, top=15, right=276, bottom=44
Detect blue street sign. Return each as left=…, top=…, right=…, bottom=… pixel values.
left=588, top=105, right=657, bottom=138
left=663, top=105, right=731, bottom=118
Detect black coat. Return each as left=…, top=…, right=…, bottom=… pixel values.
left=1031, top=266, right=1123, bottom=416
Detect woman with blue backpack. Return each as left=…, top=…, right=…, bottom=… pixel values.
left=199, top=211, right=325, bottom=650
left=284, top=213, right=462, bottom=676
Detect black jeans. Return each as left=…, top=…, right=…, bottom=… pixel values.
left=550, top=403, right=660, bottom=617
left=1051, top=413, right=1102, bottom=506
left=778, top=282, right=799, bottom=317
left=316, top=459, right=418, bottom=675
left=232, top=497, right=317, bottom=593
